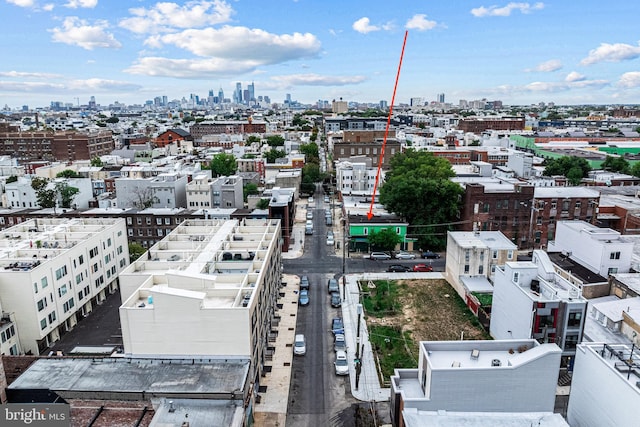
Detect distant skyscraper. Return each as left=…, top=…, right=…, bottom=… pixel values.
left=285, top=93, right=291, bottom=104
left=162, top=95, right=168, bottom=106
left=410, top=97, right=423, bottom=107
left=218, top=87, right=224, bottom=104
left=437, top=93, right=445, bottom=103
left=248, top=82, right=255, bottom=103
left=234, top=82, right=243, bottom=104
left=379, top=100, right=388, bottom=109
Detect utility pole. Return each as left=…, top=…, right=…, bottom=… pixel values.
left=342, top=217, right=346, bottom=300
left=356, top=304, right=362, bottom=359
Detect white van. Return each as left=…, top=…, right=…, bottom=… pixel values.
left=294, top=334, right=306, bottom=355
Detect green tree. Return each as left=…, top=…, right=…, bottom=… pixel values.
left=266, top=135, right=285, bottom=147
left=57, top=183, right=79, bottom=208
left=264, top=149, right=286, bottom=163
left=6, top=175, right=17, bottom=183
left=379, top=149, right=463, bottom=250
left=367, top=228, right=402, bottom=252
left=302, top=163, right=322, bottom=182
left=543, top=157, right=591, bottom=183
left=31, top=177, right=57, bottom=209
left=209, top=153, right=237, bottom=177
left=299, top=142, right=319, bottom=163
left=90, top=157, right=103, bottom=167
left=243, top=183, right=259, bottom=202
left=631, top=162, right=640, bottom=178
left=246, top=135, right=261, bottom=143
left=128, top=242, right=146, bottom=263
left=256, top=198, right=270, bottom=209
left=105, top=116, right=119, bottom=124
left=292, top=114, right=308, bottom=127
left=56, top=169, right=81, bottom=178
left=601, top=155, right=630, bottom=174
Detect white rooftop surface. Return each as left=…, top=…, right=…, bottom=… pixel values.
left=592, top=296, right=640, bottom=322
left=460, top=276, right=494, bottom=293
left=402, top=410, right=568, bottom=427
left=582, top=342, right=640, bottom=390
left=534, top=186, right=600, bottom=198
left=426, top=344, right=552, bottom=370
left=449, top=231, right=517, bottom=249
left=610, top=273, right=640, bottom=294
left=583, top=296, right=633, bottom=344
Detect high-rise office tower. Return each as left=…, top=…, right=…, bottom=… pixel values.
left=234, top=82, right=243, bottom=104
left=218, top=88, right=224, bottom=104
left=437, top=93, right=445, bottom=103
left=248, top=82, right=255, bottom=103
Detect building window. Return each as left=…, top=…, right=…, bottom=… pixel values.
left=512, top=271, right=519, bottom=283
left=464, top=264, right=469, bottom=274
left=363, top=228, right=368, bottom=235
left=568, top=311, right=582, bottom=327
left=41, top=277, right=48, bottom=288
left=478, top=265, right=484, bottom=275
left=48, top=311, right=56, bottom=324
left=610, top=251, right=621, bottom=260
left=465, top=250, right=470, bottom=262
left=58, top=284, right=67, bottom=297
left=608, top=267, right=618, bottom=275
left=564, top=334, right=579, bottom=350
left=40, top=318, right=47, bottom=330
left=492, top=250, right=498, bottom=259
left=507, top=250, right=514, bottom=260
left=37, top=298, right=46, bottom=311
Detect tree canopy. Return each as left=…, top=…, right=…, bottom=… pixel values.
left=246, top=135, right=261, bottom=144
left=90, top=157, right=104, bottom=167
left=266, top=135, right=285, bottom=147
left=243, top=183, right=259, bottom=202
left=209, top=153, right=237, bottom=177
left=128, top=242, right=146, bottom=263
left=542, top=156, right=591, bottom=185
left=367, top=228, right=402, bottom=252
left=601, top=155, right=630, bottom=174
left=264, top=148, right=286, bottom=164
left=56, top=169, right=81, bottom=178
left=299, top=142, right=319, bottom=163
left=256, top=198, right=270, bottom=209
left=379, top=149, right=462, bottom=250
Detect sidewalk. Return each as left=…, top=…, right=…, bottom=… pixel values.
left=253, top=273, right=299, bottom=426
left=340, top=272, right=444, bottom=402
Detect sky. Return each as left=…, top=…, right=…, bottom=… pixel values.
left=2, top=0, right=640, bottom=109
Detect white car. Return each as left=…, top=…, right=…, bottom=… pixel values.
left=327, top=236, right=335, bottom=246
left=294, top=334, right=306, bottom=356
left=395, top=252, right=416, bottom=260
left=334, top=350, right=349, bottom=375
left=370, top=252, right=392, bottom=260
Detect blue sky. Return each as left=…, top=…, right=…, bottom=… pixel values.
left=2, top=0, right=640, bottom=109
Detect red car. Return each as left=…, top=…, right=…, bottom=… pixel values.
left=413, top=264, right=433, bottom=272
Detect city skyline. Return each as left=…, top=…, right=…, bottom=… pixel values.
left=2, top=0, right=640, bottom=109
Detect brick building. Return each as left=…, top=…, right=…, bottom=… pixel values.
left=333, top=130, right=401, bottom=168
left=458, top=116, right=525, bottom=134
left=189, top=121, right=266, bottom=140
left=459, top=183, right=535, bottom=248
left=51, top=131, right=115, bottom=162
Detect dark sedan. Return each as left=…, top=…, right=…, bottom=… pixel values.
left=387, top=264, right=411, bottom=272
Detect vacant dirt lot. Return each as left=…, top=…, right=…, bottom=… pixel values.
left=364, top=278, right=490, bottom=355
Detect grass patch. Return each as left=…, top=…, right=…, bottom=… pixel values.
left=361, top=280, right=402, bottom=317
left=368, top=325, right=416, bottom=381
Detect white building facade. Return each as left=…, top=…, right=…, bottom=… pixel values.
left=0, top=218, right=129, bottom=354
left=118, top=218, right=283, bottom=386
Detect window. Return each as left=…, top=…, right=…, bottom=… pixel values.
left=63, top=299, right=75, bottom=313
left=568, top=312, right=582, bottom=327
left=507, top=250, right=514, bottom=260
left=136, top=218, right=142, bottom=225
left=464, top=264, right=469, bottom=274
left=58, top=284, right=67, bottom=297
left=156, top=218, right=162, bottom=225
left=75, top=273, right=83, bottom=284
left=107, top=238, right=112, bottom=247
left=128, top=229, right=133, bottom=237
left=40, top=318, right=47, bottom=330
left=564, top=334, right=579, bottom=350
left=34, top=282, right=38, bottom=294
left=55, top=265, right=68, bottom=280
left=157, top=229, right=163, bottom=236
left=465, top=250, right=470, bottom=262
left=48, top=311, right=56, bottom=324
left=478, top=265, right=484, bottom=275
left=610, top=251, right=621, bottom=260
left=126, top=217, right=132, bottom=225
left=165, top=218, right=171, bottom=225
left=492, top=250, right=498, bottom=259
left=117, top=245, right=123, bottom=255
left=363, top=228, right=368, bottom=235
left=608, top=267, right=618, bottom=275
left=37, top=298, right=47, bottom=311
left=512, top=271, right=519, bottom=283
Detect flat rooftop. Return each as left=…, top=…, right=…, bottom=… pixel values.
left=581, top=343, right=640, bottom=392
left=9, top=357, right=250, bottom=397
left=402, top=410, right=568, bottom=427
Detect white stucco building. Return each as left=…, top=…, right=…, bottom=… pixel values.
left=390, top=339, right=562, bottom=427
left=115, top=172, right=188, bottom=209
left=490, top=251, right=587, bottom=368
left=567, top=342, right=640, bottom=427
left=0, top=218, right=129, bottom=355
left=335, top=160, right=383, bottom=196
left=118, top=218, right=282, bottom=385
left=548, top=220, right=634, bottom=277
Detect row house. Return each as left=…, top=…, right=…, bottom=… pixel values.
left=335, top=161, right=382, bottom=196
left=52, top=131, right=114, bottom=162
left=189, top=121, right=267, bottom=140
left=457, top=116, right=525, bottom=134
left=333, top=139, right=401, bottom=169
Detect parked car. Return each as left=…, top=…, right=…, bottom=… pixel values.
left=370, top=252, right=392, bottom=260
left=334, top=333, right=346, bottom=352
left=331, top=317, right=344, bottom=335
left=300, top=275, right=310, bottom=290
left=421, top=250, right=441, bottom=259
left=324, top=195, right=330, bottom=203
left=299, top=289, right=310, bottom=306
left=308, top=197, right=314, bottom=204
left=306, top=211, right=313, bottom=220
left=387, top=264, right=411, bottom=272
left=328, top=278, right=339, bottom=294
left=412, top=263, right=433, bottom=272
left=327, top=235, right=335, bottom=246
left=395, top=251, right=416, bottom=260
left=330, top=291, right=341, bottom=307
left=294, top=334, right=306, bottom=355
left=334, top=350, right=349, bottom=375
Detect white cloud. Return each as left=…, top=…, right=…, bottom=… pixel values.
left=565, top=71, right=585, bottom=82
left=581, top=42, right=640, bottom=65
left=50, top=17, right=121, bottom=50
left=527, top=59, right=562, bottom=72
left=352, top=17, right=379, bottom=34
left=124, top=57, right=263, bottom=78
left=6, top=0, right=36, bottom=7
left=0, top=71, right=62, bottom=78
left=43, top=3, right=54, bottom=10
left=68, top=78, right=142, bottom=92
left=65, top=0, right=97, bottom=8
left=0, top=77, right=140, bottom=93
left=471, top=2, right=544, bottom=17
left=0, top=81, right=65, bottom=91
left=150, top=26, right=321, bottom=62
left=120, top=0, right=234, bottom=34
left=405, top=14, right=438, bottom=31
left=524, top=78, right=608, bottom=92
left=269, top=73, right=367, bottom=87
left=618, top=72, right=640, bottom=88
